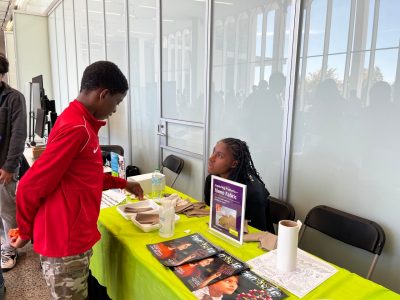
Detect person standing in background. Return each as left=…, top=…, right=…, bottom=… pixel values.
left=0, top=53, right=27, bottom=278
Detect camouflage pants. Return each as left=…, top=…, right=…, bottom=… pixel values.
left=40, top=249, right=93, bottom=300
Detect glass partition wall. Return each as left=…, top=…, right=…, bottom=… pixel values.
left=289, top=0, right=400, bottom=289
left=160, top=0, right=207, bottom=197
left=209, top=0, right=295, bottom=196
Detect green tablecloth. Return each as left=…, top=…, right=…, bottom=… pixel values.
left=90, top=188, right=399, bottom=300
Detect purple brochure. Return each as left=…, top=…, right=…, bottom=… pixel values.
left=209, top=175, right=246, bottom=245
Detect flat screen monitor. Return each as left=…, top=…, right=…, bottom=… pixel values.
left=32, top=75, right=44, bottom=97
left=31, top=83, right=41, bottom=113
left=35, top=108, right=46, bottom=138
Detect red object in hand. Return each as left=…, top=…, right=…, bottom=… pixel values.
left=8, top=228, right=19, bottom=239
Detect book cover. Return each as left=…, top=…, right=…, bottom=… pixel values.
left=110, top=152, right=125, bottom=178
left=174, top=252, right=248, bottom=291
left=147, top=233, right=220, bottom=267
left=192, top=270, right=288, bottom=300
left=209, top=176, right=247, bottom=245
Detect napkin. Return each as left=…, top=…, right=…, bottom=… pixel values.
left=183, top=208, right=210, bottom=217
left=243, top=231, right=277, bottom=251
left=124, top=206, right=153, bottom=213
left=175, top=202, right=193, bottom=213
left=259, top=232, right=278, bottom=251
left=162, top=195, right=210, bottom=217
left=157, top=193, right=188, bottom=207
left=135, top=213, right=159, bottom=225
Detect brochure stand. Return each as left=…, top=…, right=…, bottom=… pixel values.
left=208, top=175, right=247, bottom=246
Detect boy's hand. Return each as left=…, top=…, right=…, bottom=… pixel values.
left=125, top=181, right=144, bottom=200
left=10, top=236, right=30, bottom=249
left=8, top=228, right=20, bottom=239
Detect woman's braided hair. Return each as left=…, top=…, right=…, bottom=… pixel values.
left=220, top=138, right=264, bottom=185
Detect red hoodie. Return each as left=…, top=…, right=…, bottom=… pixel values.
left=16, top=100, right=127, bottom=257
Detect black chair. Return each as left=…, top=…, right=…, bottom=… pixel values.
left=100, top=145, right=124, bottom=156
left=299, top=205, right=385, bottom=279
left=100, top=145, right=124, bottom=165
left=160, top=154, right=184, bottom=187
left=269, top=196, right=295, bottom=225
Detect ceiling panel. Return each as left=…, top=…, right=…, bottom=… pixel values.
left=0, top=0, right=11, bottom=30
left=1, top=0, right=56, bottom=30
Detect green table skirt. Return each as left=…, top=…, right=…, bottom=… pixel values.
left=90, top=188, right=400, bottom=300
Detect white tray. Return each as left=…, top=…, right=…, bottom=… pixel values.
left=117, top=200, right=180, bottom=232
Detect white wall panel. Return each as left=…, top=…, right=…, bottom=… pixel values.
left=87, top=0, right=105, bottom=62
left=48, top=12, right=61, bottom=112
left=128, top=0, right=159, bottom=174
left=87, top=0, right=108, bottom=144
left=55, top=4, right=69, bottom=109
left=73, top=0, right=89, bottom=84
left=64, top=0, right=79, bottom=100
left=105, top=0, right=130, bottom=162
left=13, top=12, right=53, bottom=99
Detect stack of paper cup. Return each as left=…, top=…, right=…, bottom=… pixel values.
left=276, top=220, right=302, bottom=272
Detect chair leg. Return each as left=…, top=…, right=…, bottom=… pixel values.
left=170, top=174, right=179, bottom=188
left=366, top=254, right=379, bottom=280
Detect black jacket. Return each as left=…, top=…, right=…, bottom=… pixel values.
left=204, top=174, right=274, bottom=233
left=0, top=82, right=27, bottom=173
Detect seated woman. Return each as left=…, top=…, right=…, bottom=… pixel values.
left=204, top=138, right=274, bottom=233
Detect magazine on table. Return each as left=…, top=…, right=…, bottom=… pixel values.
left=147, top=233, right=220, bottom=267
left=192, top=270, right=288, bottom=300
left=173, top=252, right=248, bottom=291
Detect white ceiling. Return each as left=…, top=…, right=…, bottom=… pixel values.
left=0, top=0, right=12, bottom=30
left=1, top=0, right=55, bottom=30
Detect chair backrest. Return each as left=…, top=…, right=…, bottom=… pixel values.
left=100, top=145, right=124, bottom=165
left=269, top=196, right=295, bottom=224
left=299, top=205, right=385, bottom=279
left=100, top=145, right=124, bottom=156
left=161, top=155, right=184, bottom=187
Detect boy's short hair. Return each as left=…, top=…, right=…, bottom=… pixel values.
left=0, top=53, right=9, bottom=75
left=80, top=61, right=128, bottom=94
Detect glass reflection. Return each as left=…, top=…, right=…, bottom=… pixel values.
left=291, top=0, right=400, bottom=214
left=209, top=0, right=293, bottom=196
left=161, top=0, right=206, bottom=122
left=128, top=0, right=158, bottom=173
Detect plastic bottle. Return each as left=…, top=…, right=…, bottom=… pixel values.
left=151, top=169, right=163, bottom=200
left=159, top=200, right=175, bottom=238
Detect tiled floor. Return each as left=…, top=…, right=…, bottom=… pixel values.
left=3, top=243, right=49, bottom=300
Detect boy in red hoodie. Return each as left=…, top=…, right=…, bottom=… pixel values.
left=11, top=61, right=143, bottom=299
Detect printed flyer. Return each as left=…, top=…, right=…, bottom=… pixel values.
left=147, top=233, right=220, bottom=267
left=173, top=252, right=248, bottom=291
left=209, top=175, right=246, bottom=244
left=110, top=152, right=125, bottom=178
left=192, top=270, right=287, bottom=300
